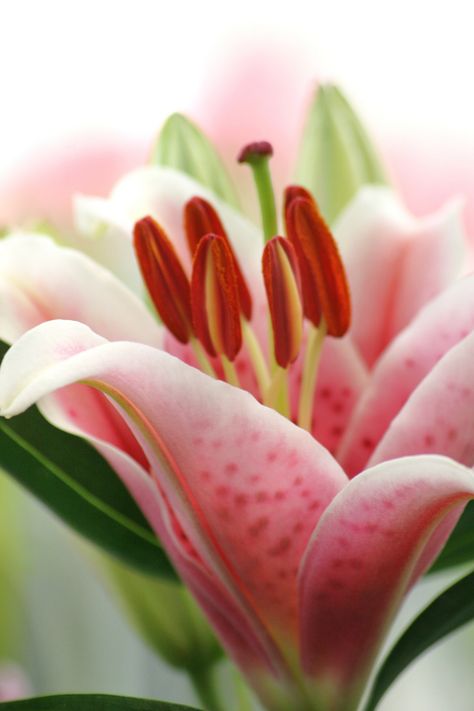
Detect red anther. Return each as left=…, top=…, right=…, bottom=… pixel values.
left=284, top=184, right=314, bottom=211
left=284, top=187, right=322, bottom=326
left=184, top=196, right=252, bottom=319
left=134, top=216, right=192, bottom=343
left=286, top=196, right=351, bottom=337
left=237, top=141, right=273, bottom=164
left=191, top=234, right=242, bottom=361
left=262, top=237, right=303, bottom=368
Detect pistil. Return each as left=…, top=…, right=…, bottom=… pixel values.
left=238, top=141, right=278, bottom=241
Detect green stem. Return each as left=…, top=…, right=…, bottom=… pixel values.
left=189, top=665, right=226, bottom=711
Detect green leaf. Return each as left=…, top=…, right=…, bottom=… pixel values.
left=0, top=340, right=176, bottom=580
left=0, top=694, right=201, bottom=710
left=363, top=569, right=474, bottom=711
left=152, top=113, right=240, bottom=209
left=295, top=84, right=388, bottom=224
left=428, top=501, right=474, bottom=573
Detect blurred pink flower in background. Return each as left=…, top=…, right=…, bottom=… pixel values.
left=0, top=41, right=473, bottom=253
left=0, top=664, right=30, bottom=701
left=0, top=136, right=145, bottom=231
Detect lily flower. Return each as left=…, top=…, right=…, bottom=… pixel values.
left=0, top=138, right=473, bottom=711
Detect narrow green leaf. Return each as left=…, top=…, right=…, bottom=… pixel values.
left=0, top=342, right=175, bottom=579
left=428, top=501, right=474, bottom=573
left=152, top=113, right=240, bottom=209
left=0, top=694, right=201, bottom=710
left=363, top=569, right=474, bottom=711
left=295, top=84, right=388, bottom=224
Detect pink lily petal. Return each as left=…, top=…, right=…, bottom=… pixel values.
left=0, top=320, right=347, bottom=650
left=3, top=316, right=281, bottom=683
left=289, top=335, right=368, bottom=454
left=299, top=456, right=474, bottom=701
left=0, top=234, right=161, bottom=347
left=335, top=187, right=466, bottom=366
left=369, top=330, right=474, bottom=467
left=338, top=275, right=474, bottom=474
left=39, top=381, right=277, bottom=682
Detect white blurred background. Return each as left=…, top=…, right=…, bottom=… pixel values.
left=1, top=1, right=474, bottom=710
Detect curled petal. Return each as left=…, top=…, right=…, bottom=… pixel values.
left=0, top=320, right=347, bottom=654
left=299, top=456, right=474, bottom=703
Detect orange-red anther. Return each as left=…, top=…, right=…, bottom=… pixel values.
left=286, top=193, right=351, bottom=337
left=134, top=216, right=192, bottom=343
left=262, top=237, right=303, bottom=368
left=191, top=233, right=242, bottom=361
left=184, top=196, right=252, bottom=320
left=284, top=187, right=322, bottom=326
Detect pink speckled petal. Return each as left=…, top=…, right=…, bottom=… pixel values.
left=38, top=380, right=277, bottom=684
left=0, top=319, right=347, bottom=650
left=289, top=335, right=368, bottom=455
left=0, top=234, right=161, bottom=347
left=369, top=330, right=474, bottom=467
left=299, top=456, right=474, bottom=702
left=338, top=276, right=474, bottom=475
left=335, top=187, right=466, bottom=366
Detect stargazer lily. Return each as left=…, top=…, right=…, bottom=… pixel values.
left=0, top=137, right=473, bottom=711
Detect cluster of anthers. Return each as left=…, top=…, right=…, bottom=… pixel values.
left=133, top=141, right=351, bottom=432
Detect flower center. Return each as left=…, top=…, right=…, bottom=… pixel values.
left=133, top=142, right=350, bottom=432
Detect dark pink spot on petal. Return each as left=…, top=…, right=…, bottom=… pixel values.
left=216, top=485, right=229, bottom=497
left=225, top=462, right=238, bottom=475
left=248, top=516, right=269, bottom=537
left=268, top=537, right=292, bottom=556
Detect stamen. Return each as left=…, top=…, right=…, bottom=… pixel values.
left=238, top=141, right=278, bottom=241
left=262, top=237, right=303, bottom=368
left=133, top=216, right=193, bottom=343
left=285, top=194, right=351, bottom=337
left=284, top=187, right=322, bottom=326
left=191, top=234, right=243, bottom=363
left=184, top=196, right=252, bottom=319
left=297, top=321, right=327, bottom=431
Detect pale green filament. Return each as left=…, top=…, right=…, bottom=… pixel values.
left=298, top=321, right=327, bottom=431
left=190, top=336, right=217, bottom=378
left=265, top=365, right=290, bottom=418
left=241, top=317, right=271, bottom=398
left=221, top=355, right=241, bottom=388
